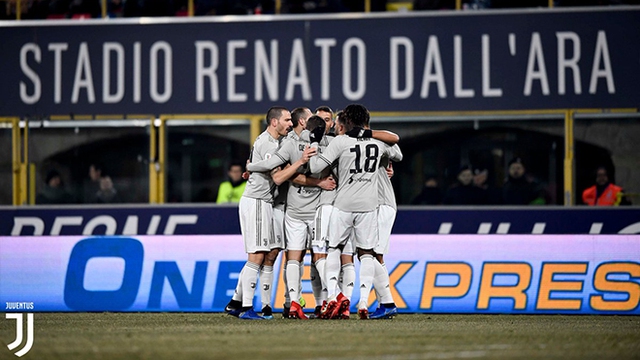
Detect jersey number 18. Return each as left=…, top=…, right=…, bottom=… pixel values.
left=349, top=144, right=379, bottom=174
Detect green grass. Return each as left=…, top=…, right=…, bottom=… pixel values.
left=1, top=313, right=639, bottom=359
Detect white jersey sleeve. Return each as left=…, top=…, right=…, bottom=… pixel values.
left=246, top=141, right=293, bottom=173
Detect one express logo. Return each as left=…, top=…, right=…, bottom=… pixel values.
left=5, top=308, right=34, bottom=357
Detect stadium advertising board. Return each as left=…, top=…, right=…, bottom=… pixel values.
left=1, top=235, right=638, bottom=314
left=1, top=206, right=639, bottom=235
left=1, top=8, right=639, bottom=117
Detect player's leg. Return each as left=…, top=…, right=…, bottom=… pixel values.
left=339, top=241, right=355, bottom=319
left=260, top=206, right=284, bottom=318
left=311, top=204, right=332, bottom=315
left=371, top=205, right=398, bottom=319
left=284, top=213, right=309, bottom=319
left=321, top=208, right=352, bottom=319
left=353, top=210, right=379, bottom=319
left=235, top=197, right=271, bottom=320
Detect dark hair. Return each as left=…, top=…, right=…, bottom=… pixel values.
left=228, top=161, right=244, bottom=171
left=265, top=106, right=287, bottom=126
left=341, top=103, right=370, bottom=129
left=90, top=163, right=103, bottom=172
left=334, top=110, right=344, bottom=127
left=291, top=107, right=310, bottom=128
left=315, top=105, right=333, bottom=115
left=306, top=115, right=325, bottom=131
left=457, top=164, right=472, bottom=175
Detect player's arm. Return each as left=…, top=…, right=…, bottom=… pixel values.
left=388, top=144, right=403, bottom=162
left=271, top=146, right=316, bottom=185
left=291, top=174, right=336, bottom=191
left=372, top=130, right=399, bottom=145
left=246, top=150, right=289, bottom=173
left=309, top=140, right=338, bottom=174
left=345, top=128, right=400, bottom=145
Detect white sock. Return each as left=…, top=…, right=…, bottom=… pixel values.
left=325, top=248, right=341, bottom=299
left=283, top=260, right=291, bottom=307
left=310, top=263, right=323, bottom=307
left=340, top=263, right=356, bottom=301
left=286, top=260, right=301, bottom=305
left=259, top=265, right=274, bottom=309
left=358, top=255, right=375, bottom=309
left=373, top=261, right=394, bottom=305
left=232, top=266, right=244, bottom=302
left=240, top=262, right=260, bottom=308
left=299, top=261, right=304, bottom=300
left=314, top=258, right=328, bottom=302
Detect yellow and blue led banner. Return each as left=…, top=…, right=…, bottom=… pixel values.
left=1, top=235, right=638, bottom=314
left=0, top=7, right=639, bottom=117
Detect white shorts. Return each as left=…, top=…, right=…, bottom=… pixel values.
left=375, top=205, right=396, bottom=255
left=313, top=204, right=333, bottom=249
left=328, top=208, right=378, bottom=251
left=239, top=196, right=273, bottom=253
left=272, top=206, right=285, bottom=250
left=285, top=213, right=313, bottom=251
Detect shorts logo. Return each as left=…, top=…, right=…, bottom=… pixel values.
left=5, top=313, right=34, bottom=357
left=250, top=282, right=256, bottom=289
left=263, top=239, right=268, bottom=247
left=263, top=284, right=270, bottom=291
left=347, top=282, right=354, bottom=288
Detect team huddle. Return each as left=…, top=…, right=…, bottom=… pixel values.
left=225, top=104, right=402, bottom=320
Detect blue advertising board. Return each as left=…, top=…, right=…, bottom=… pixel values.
left=1, top=235, right=638, bottom=314
left=1, top=205, right=639, bottom=235
left=1, top=7, right=639, bottom=117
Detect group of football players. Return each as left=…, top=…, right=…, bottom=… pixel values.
left=225, top=104, right=402, bottom=320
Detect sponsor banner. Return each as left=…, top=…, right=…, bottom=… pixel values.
left=1, top=206, right=639, bottom=236
left=1, top=235, right=638, bottom=314
left=1, top=8, right=639, bottom=117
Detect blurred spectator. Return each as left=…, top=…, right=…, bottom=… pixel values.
left=581, top=166, right=631, bottom=206
left=473, top=167, right=502, bottom=204
left=94, top=175, right=122, bottom=203
left=36, top=169, right=75, bottom=204
left=443, top=165, right=488, bottom=205
left=84, top=163, right=103, bottom=203
left=411, top=175, right=443, bottom=205
left=216, top=162, right=246, bottom=203
left=502, top=157, right=546, bottom=205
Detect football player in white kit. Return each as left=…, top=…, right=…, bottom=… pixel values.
left=226, top=106, right=292, bottom=320
left=308, top=104, right=402, bottom=320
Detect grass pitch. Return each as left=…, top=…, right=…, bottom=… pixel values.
left=1, top=313, right=639, bottom=359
